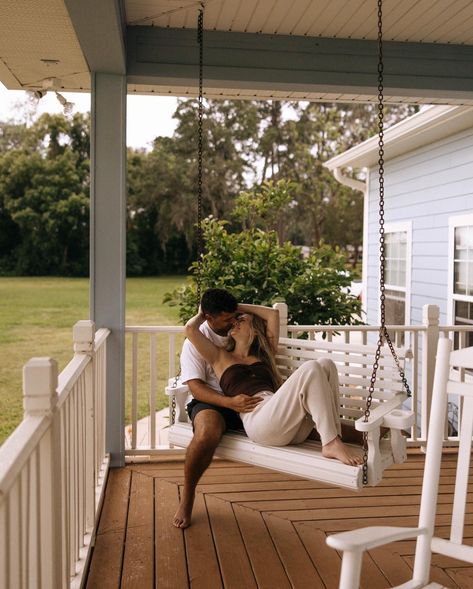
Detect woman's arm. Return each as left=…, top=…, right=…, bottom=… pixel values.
left=237, top=303, right=280, bottom=353
left=185, top=310, right=221, bottom=366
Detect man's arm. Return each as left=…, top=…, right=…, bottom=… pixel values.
left=237, top=303, right=280, bottom=352
left=188, top=379, right=263, bottom=413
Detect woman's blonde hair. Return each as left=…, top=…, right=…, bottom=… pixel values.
left=227, top=314, right=283, bottom=390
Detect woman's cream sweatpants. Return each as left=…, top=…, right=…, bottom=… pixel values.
left=240, top=358, right=342, bottom=446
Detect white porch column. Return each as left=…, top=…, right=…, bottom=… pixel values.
left=90, top=72, right=126, bottom=467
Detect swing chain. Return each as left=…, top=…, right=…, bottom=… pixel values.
left=196, top=5, right=205, bottom=303
left=363, top=0, right=386, bottom=486
left=363, top=0, right=413, bottom=485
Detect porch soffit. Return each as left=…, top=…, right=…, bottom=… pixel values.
left=2, top=0, right=473, bottom=104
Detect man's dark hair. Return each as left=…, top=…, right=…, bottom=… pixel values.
left=201, top=288, right=237, bottom=315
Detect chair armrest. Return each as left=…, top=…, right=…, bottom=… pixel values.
left=355, top=394, right=406, bottom=432
left=326, top=525, right=427, bottom=552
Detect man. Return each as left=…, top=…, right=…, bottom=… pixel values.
left=173, top=288, right=261, bottom=528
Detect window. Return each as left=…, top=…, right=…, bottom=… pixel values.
left=383, top=224, right=411, bottom=327
left=450, top=220, right=473, bottom=349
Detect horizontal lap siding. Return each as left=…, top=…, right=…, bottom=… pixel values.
left=366, top=125, right=473, bottom=327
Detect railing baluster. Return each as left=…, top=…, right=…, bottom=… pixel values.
left=0, top=494, right=7, bottom=589
left=411, top=331, right=419, bottom=441
left=169, top=334, right=176, bottom=379
left=132, top=333, right=138, bottom=449
left=150, top=334, right=157, bottom=449
left=10, top=481, right=21, bottom=588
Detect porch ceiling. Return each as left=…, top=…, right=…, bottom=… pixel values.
left=2, top=1, right=473, bottom=104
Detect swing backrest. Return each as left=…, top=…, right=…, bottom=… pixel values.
left=277, top=336, right=407, bottom=423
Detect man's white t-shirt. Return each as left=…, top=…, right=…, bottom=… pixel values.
left=180, top=321, right=228, bottom=394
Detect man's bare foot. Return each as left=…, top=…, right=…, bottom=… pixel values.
left=173, top=494, right=194, bottom=529
left=322, top=436, right=363, bottom=466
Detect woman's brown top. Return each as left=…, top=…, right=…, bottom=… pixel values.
left=219, top=362, right=275, bottom=397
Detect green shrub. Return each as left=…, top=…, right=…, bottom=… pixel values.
left=164, top=216, right=362, bottom=326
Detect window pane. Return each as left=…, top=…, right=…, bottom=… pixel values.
left=454, top=261, right=467, bottom=295
left=455, top=226, right=469, bottom=250
left=384, top=230, right=407, bottom=288
left=453, top=301, right=473, bottom=349
left=385, top=289, right=406, bottom=325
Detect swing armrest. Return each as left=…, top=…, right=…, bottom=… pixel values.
left=165, top=378, right=191, bottom=424
left=355, top=394, right=407, bottom=432
left=327, top=525, right=427, bottom=552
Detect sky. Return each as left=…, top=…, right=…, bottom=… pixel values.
left=0, top=82, right=179, bottom=150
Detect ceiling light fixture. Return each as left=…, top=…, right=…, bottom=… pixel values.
left=55, top=91, right=74, bottom=115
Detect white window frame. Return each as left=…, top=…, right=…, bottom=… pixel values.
left=378, top=221, right=412, bottom=326
left=447, top=213, right=473, bottom=325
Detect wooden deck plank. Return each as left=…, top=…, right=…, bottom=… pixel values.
left=184, top=492, right=223, bottom=589
left=121, top=472, right=154, bottom=588
left=269, top=502, right=473, bottom=522
left=155, top=479, right=189, bottom=589
left=370, top=546, right=419, bottom=587
left=96, top=468, right=131, bottom=535
left=86, top=530, right=125, bottom=589
left=232, top=503, right=291, bottom=589
left=205, top=495, right=257, bottom=589
left=263, top=512, right=326, bottom=588
left=210, top=483, right=457, bottom=502
left=237, top=491, right=472, bottom=512
left=444, top=566, right=473, bottom=589
left=86, top=452, right=473, bottom=588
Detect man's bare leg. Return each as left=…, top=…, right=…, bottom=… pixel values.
left=173, top=410, right=225, bottom=529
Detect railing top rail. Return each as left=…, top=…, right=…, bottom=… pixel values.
left=0, top=415, right=49, bottom=498
left=124, top=324, right=473, bottom=335
left=95, top=327, right=110, bottom=348
left=287, top=325, right=427, bottom=332
left=125, top=325, right=185, bottom=333
left=57, top=354, right=90, bottom=408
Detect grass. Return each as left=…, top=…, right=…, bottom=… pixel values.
left=0, top=276, right=187, bottom=445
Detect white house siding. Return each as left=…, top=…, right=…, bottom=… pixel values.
left=366, top=126, right=473, bottom=328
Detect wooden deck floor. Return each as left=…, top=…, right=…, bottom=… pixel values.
left=85, top=453, right=473, bottom=588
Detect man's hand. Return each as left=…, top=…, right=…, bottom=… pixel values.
left=227, top=394, right=263, bottom=413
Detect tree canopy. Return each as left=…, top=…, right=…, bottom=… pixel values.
left=0, top=99, right=417, bottom=277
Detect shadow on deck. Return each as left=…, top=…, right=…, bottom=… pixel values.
left=85, top=453, right=473, bottom=588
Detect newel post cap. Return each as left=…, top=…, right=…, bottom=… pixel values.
left=73, top=320, right=95, bottom=353
left=422, top=304, right=440, bottom=326
left=23, top=357, right=58, bottom=415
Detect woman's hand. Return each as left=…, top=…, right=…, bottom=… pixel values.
left=227, top=394, right=263, bottom=413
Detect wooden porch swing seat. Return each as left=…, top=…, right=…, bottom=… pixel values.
left=326, top=339, right=473, bottom=588
left=166, top=330, right=415, bottom=490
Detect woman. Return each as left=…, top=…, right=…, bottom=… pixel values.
left=185, top=303, right=362, bottom=466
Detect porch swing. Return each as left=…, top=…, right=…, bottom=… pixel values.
left=166, top=1, right=415, bottom=490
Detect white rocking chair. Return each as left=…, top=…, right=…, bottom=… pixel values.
left=326, top=338, right=473, bottom=589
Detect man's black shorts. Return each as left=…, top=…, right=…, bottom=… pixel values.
left=186, top=398, right=244, bottom=432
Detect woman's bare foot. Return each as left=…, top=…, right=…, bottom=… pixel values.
left=322, top=436, right=363, bottom=466
left=173, top=493, right=194, bottom=529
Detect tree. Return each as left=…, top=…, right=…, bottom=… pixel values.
left=0, top=113, right=90, bottom=275
left=164, top=215, right=361, bottom=326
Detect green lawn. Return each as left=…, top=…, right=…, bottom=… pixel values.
left=0, top=276, right=187, bottom=445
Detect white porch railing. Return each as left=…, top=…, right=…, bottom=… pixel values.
left=125, top=303, right=473, bottom=456
left=0, top=321, right=110, bottom=589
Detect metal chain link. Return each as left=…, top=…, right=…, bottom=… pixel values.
left=196, top=5, right=205, bottom=304
left=362, top=0, right=412, bottom=486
